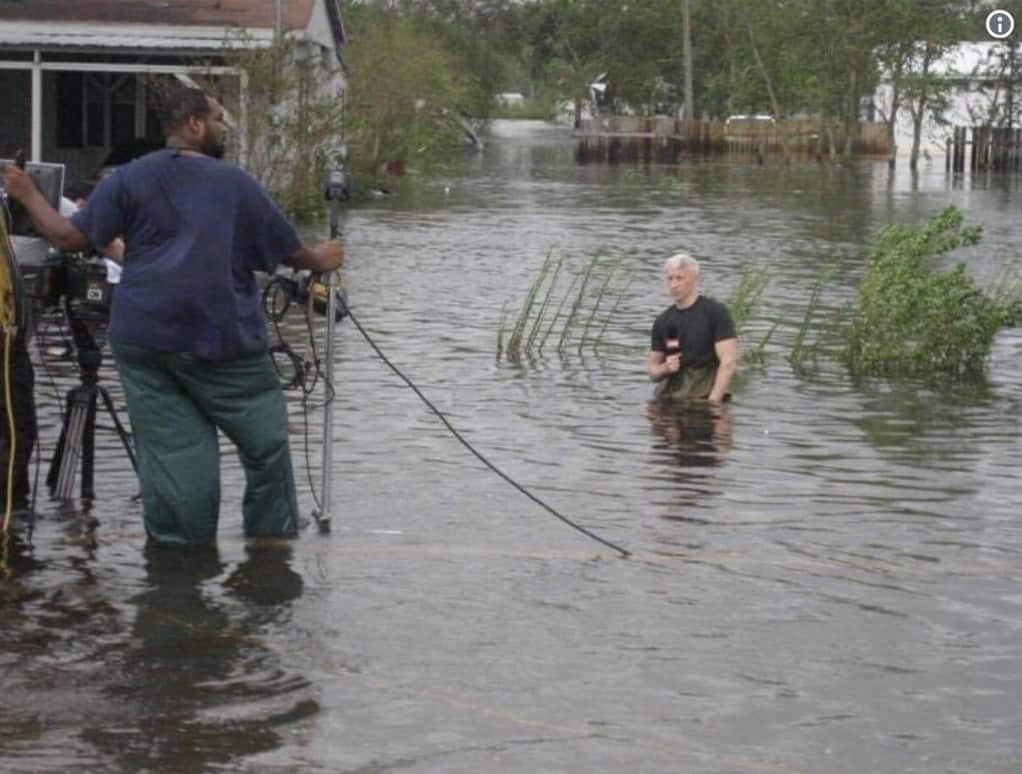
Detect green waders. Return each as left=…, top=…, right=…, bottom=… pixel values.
left=111, top=343, right=299, bottom=546
left=655, top=362, right=719, bottom=401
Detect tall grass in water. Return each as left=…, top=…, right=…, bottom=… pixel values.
left=501, top=255, right=775, bottom=363
left=727, top=264, right=773, bottom=365
left=504, top=249, right=556, bottom=359
left=787, top=265, right=837, bottom=370
left=499, top=251, right=634, bottom=361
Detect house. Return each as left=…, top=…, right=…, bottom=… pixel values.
left=874, top=41, right=1016, bottom=160
left=0, top=0, right=346, bottom=182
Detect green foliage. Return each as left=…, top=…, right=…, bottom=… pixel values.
left=841, top=206, right=1019, bottom=377
left=342, top=4, right=477, bottom=175
left=207, top=33, right=344, bottom=219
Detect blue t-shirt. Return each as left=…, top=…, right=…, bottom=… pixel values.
left=71, top=149, right=301, bottom=359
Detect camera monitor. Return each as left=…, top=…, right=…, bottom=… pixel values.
left=0, top=158, right=66, bottom=236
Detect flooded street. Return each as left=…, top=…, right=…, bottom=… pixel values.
left=3, top=120, right=1022, bottom=772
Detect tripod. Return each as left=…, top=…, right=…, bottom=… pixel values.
left=47, top=319, right=137, bottom=501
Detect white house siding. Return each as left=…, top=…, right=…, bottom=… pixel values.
left=301, top=0, right=347, bottom=101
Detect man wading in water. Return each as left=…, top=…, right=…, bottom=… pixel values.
left=646, top=252, right=739, bottom=402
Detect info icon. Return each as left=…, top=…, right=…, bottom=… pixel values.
left=986, top=9, right=1015, bottom=39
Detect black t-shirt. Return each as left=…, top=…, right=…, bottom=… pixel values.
left=650, top=296, right=736, bottom=367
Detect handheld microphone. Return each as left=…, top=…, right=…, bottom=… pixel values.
left=664, top=323, right=682, bottom=358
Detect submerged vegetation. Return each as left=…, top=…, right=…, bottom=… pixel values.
left=497, top=252, right=771, bottom=363
left=501, top=208, right=1021, bottom=381
left=497, top=251, right=633, bottom=362
left=787, top=207, right=1022, bottom=378
left=726, top=265, right=775, bottom=365
left=840, top=207, right=1022, bottom=377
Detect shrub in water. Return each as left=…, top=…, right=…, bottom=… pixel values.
left=842, top=206, right=1020, bottom=377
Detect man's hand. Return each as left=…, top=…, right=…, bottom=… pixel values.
left=314, top=239, right=344, bottom=271
left=287, top=239, right=344, bottom=273
left=663, top=353, right=681, bottom=376
left=2, top=163, right=40, bottom=203
left=2, top=163, right=89, bottom=252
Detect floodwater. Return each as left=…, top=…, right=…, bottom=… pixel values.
left=3, top=120, right=1021, bottom=773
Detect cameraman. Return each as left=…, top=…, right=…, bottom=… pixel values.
left=2, top=86, right=343, bottom=547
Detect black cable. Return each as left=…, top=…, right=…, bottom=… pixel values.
left=262, top=274, right=627, bottom=557
left=263, top=275, right=334, bottom=513
left=343, top=305, right=630, bottom=559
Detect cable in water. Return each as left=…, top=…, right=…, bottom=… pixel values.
left=340, top=301, right=630, bottom=558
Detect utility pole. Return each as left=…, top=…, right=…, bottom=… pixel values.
left=274, top=0, right=286, bottom=43
left=681, top=0, right=694, bottom=120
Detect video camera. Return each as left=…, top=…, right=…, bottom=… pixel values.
left=29, top=248, right=112, bottom=322
left=1, top=157, right=114, bottom=322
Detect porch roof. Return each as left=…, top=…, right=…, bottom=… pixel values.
left=0, top=0, right=344, bottom=55
left=0, top=22, right=272, bottom=55
left=0, top=0, right=316, bottom=30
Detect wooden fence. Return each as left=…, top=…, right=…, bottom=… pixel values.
left=947, top=126, right=1022, bottom=173
left=573, top=117, right=889, bottom=163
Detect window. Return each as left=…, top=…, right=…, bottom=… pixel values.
left=56, top=71, right=141, bottom=148
left=56, top=72, right=84, bottom=148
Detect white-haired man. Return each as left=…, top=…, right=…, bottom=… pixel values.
left=646, top=252, right=738, bottom=403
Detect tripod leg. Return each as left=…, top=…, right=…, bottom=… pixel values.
left=53, top=398, right=88, bottom=501
left=81, top=389, right=98, bottom=501
left=97, top=386, right=137, bottom=472
left=47, top=390, right=74, bottom=492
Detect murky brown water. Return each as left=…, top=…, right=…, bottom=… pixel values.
left=2, top=120, right=1021, bottom=772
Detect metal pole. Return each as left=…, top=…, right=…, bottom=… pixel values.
left=318, top=166, right=345, bottom=526
left=31, top=51, right=42, bottom=161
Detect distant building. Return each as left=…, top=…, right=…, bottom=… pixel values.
left=496, top=92, right=525, bottom=107
left=874, top=41, right=1014, bottom=160
left=0, top=0, right=346, bottom=182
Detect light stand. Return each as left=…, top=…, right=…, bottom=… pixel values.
left=314, top=166, right=346, bottom=529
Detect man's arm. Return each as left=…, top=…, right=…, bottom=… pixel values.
left=708, top=337, right=738, bottom=403
left=286, top=240, right=344, bottom=273
left=2, top=165, right=89, bottom=252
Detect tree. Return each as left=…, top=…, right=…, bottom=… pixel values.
left=903, top=5, right=963, bottom=170
left=873, top=0, right=922, bottom=166
left=343, top=4, right=473, bottom=174
left=681, top=0, right=694, bottom=119
left=208, top=32, right=345, bottom=217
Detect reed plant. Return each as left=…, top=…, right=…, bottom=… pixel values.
left=499, top=251, right=635, bottom=361
left=727, top=264, right=771, bottom=333
left=505, top=249, right=556, bottom=359
left=788, top=266, right=837, bottom=369
left=725, top=264, right=774, bottom=366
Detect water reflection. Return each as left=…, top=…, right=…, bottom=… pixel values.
left=645, top=399, right=734, bottom=520
left=850, top=376, right=1000, bottom=464
left=646, top=399, right=734, bottom=467
left=80, top=544, right=315, bottom=771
